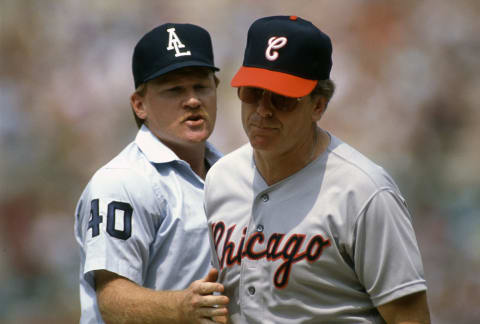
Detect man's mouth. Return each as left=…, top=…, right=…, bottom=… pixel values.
left=184, top=114, right=206, bottom=126
left=250, top=123, right=277, bottom=130
left=250, top=124, right=278, bottom=135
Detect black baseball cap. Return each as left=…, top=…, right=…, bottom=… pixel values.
left=132, top=23, right=219, bottom=88
left=231, top=15, right=332, bottom=97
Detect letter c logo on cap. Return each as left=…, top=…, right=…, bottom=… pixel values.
left=265, top=37, right=287, bottom=61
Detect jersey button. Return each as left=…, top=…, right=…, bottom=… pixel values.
left=248, top=286, right=256, bottom=295
left=261, top=194, right=269, bottom=202
left=256, top=224, right=264, bottom=232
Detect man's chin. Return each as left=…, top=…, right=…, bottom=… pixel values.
left=249, top=134, right=276, bottom=150
left=184, top=130, right=211, bottom=144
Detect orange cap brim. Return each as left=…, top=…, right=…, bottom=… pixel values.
left=231, top=66, right=318, bottom=98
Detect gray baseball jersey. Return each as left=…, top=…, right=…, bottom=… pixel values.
left=75, top=125, right=221, bottom=324
left=204, top=133, right=427, bottom=324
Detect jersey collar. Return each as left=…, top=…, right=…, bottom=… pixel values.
left=135, top=124, right=222, bottom=165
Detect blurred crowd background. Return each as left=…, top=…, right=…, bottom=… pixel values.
left=1, top=0, right=479, bottom=323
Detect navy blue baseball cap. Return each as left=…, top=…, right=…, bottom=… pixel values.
left=231, top=15, right=332, bottom=97
left=132, top=23, right=219, bottom=88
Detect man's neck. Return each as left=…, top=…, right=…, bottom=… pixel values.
left=167, top=141, right=208, bottom=179
left=254, top=127, right=329, bottom=186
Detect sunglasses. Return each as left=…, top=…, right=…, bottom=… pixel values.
left=237, top=87, right=303, bottom=112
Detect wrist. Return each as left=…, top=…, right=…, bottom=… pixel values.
left=173, top=290, right=188, bottom=324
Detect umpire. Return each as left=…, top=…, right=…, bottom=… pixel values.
left=75, top=23, right=229, bottom=323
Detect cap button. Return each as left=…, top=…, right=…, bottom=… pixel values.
left=289, top=15, right=298, bottom=21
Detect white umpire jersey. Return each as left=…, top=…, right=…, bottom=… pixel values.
left=205, top=133, right=427, bottom=324
left=75, top=124, right=221, bottom=324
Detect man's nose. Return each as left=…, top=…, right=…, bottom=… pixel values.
left=256, top=92, right=273, bottom=118
left=183, top=90, right=201, bottom=109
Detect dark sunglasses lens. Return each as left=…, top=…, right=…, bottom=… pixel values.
left=238, top=87, right=299, bottom=112
left=238, top=87, right=263, bottom=104
left=270, top=93, right=298, bottom=112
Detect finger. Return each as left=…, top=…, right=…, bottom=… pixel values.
left=204, top=268, right=219, bottom=283
left=200, top=317, right=226, bottom=324
left=193, top=281, right=225, bottom=295
left=196, top=295, right=230, bottom=308
left=197, top=294, right=230, bottom=307
left=198, top=306, right=228, bottom=318
left=212, top=315, right=228, bottom=324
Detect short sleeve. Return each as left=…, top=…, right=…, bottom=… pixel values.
left=353, top=189, right=427, bottom=306
left=78, top=168, right=161, bottom=286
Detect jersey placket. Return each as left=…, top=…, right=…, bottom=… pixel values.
left=239, top=188, right=272, bottom=322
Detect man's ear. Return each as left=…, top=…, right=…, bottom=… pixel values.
left=312, top=96, right=327, bottom=122
left=130, top=92, right=147, bottom=120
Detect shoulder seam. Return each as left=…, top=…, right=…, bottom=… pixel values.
left=327, top=146, right=384, bottom=189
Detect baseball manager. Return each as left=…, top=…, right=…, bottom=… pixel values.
left=204, top=15, right=430, bottom=324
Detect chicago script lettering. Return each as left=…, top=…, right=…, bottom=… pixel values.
left=211, top=222, right=331, bottom=288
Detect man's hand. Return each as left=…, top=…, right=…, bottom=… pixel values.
left=178, top=268, right=230, bottom=323
left=95, top=269, right=229, bottom=324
